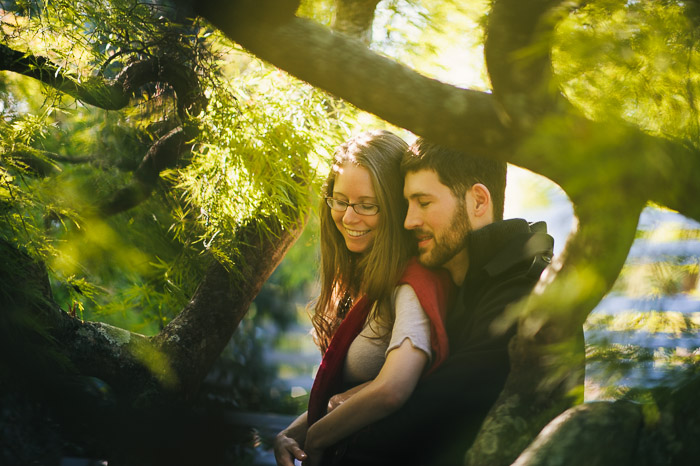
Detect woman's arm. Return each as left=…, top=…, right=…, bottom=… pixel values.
left=273, top=411, right=309, bottom=466
left=304, top=337, right=428, bottom=454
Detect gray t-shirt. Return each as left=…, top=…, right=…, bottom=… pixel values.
left=343, top=284, right=432, bottom=385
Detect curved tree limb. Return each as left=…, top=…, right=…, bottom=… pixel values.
left=0, top=42, right=206, bottom=216
left=99, top=126, right=192, bottom=217
left=483, top=0, right=700, bottom=228
left=0, top=44, right=204, bottom=116
left=184, top=3, right=512, bottom=155
left=511, top=401, right=643, bottom=466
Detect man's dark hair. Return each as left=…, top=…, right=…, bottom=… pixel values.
left=401, top=138, right=507, bottom=221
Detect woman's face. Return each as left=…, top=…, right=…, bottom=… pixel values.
left=330, top=164, right=380, bottom=254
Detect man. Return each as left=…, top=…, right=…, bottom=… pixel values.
left=327, top=138, right=555, bottom=465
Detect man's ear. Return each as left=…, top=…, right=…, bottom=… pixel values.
left=467, top=183, right=493, bottom=224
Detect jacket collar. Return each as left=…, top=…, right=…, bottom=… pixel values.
left=465, top=218, right=552, bottom=283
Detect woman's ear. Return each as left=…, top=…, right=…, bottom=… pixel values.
left=467, top=183, right=493, bottom=226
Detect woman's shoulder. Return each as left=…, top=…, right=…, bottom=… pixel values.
left=392, top=282, right=419, bottom=302
left=398, top=257, right=452, bottom=288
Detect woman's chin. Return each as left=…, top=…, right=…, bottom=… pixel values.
left=345, top=237, right=373, bottom=254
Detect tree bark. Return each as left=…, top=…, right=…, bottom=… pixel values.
left=331, top=0, right=381, bottom=45
left=512, top=401, right=643, bottom=466
left=151, top=216, right=305, bottom=401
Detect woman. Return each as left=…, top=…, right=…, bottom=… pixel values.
left=273, top=130, right=452, bottom=466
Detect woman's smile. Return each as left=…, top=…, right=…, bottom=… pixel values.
left=331, top=164, right=380, bottom=253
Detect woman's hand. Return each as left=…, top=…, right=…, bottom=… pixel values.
left=274, top=432, right=308, bottom=466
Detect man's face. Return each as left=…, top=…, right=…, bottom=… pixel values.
left=403, top=169, right=471, bottom=270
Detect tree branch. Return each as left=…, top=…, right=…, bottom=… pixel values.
left=192, top=10, right=511, bottom=155
left=651, top=140, right=700, bottom=224
left=0, top=44, right=204, bottom=117
left=98, top=126, right=192, bottom=217
left=511, top=401, right=643, bottom=466
left=4, top=146, right=95, bottom=176
left=466, top=196, right=643, bottom=465
left=485, top=0, right=570, bottom=121
left=331, top=0, right=381, bottom=44
left=0, top=43, right=129, bottom=110
left=152, top=214, right=306, bottom=398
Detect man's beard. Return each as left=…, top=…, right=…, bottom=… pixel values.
left=418, top=202, right=471, bottom=268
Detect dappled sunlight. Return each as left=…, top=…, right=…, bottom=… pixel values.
left=131, top=343, right=179, bottom=390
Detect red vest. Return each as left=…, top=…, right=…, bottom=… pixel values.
left=307, top=258, right=453, bottom=424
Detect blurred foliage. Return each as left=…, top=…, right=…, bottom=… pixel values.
left=585, top=213, right=700, bottom=400
left=549, top=0, right=700, bottom=399
left=554, top=0, right=700, bottom=143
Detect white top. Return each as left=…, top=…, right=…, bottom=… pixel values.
left=342, top=284, right=432, bottom=385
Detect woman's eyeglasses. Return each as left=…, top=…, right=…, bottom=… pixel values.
left=325, top=197, right=380, bottom=216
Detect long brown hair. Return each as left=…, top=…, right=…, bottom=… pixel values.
left=311, top=130, right=413, bottom=353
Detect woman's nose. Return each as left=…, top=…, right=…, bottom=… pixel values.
left=343, top=207, right=361, bottom=224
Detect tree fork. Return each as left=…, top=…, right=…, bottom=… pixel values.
left=152, top=213, right=307, bottom=400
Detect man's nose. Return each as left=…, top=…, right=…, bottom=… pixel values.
left=404, top=204, right=421, bottom=230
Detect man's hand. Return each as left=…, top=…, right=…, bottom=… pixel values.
left=327, top=380, right=370, bottom=413
left=327, top=392, right=351, bottom=413
left=273, top=432, right=307, bottom=466
left=302, top=432, right=324, bottom=466
left=302, top=447, right=324, bottom=466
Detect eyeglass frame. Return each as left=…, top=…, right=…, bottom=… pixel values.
left=325, top=197, right=380, bottom=216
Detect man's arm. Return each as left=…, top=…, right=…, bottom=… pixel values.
left=337, top=270, right=539, bottom=463
left=304, top=338, right=429, bottom=464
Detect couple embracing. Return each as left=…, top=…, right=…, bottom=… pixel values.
left=274, top=130, right=554, bottom=466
